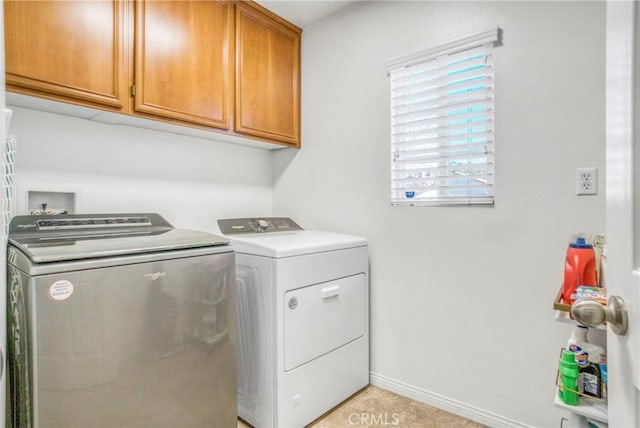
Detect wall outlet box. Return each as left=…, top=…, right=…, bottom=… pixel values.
left=27, top=190, right=76, bottom=214
left=576, top=167, right=597, bottom=196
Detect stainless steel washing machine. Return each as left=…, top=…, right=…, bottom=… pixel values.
left=7, top=213, right=237, bottom=428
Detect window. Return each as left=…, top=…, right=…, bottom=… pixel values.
left=387, top=28, right=500, bottom=206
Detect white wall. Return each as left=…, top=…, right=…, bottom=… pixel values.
left=273, top=1, right=606, bottom=427
left=9, top=106, right=273, bottom=234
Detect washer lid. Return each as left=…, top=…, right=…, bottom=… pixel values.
left=9, top=213, right=229, bottom=263
left=227, top=230, right=367, bottom=258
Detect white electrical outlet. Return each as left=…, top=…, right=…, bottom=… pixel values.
left=576, top=167, right=598, bottom=195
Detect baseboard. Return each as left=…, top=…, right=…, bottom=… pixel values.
left=369, top=372, right=532, bottom=428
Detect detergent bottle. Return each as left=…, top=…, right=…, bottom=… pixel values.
left=558, top=348, right=580, bottom=405
left=563, top=235, right=597, bottom=304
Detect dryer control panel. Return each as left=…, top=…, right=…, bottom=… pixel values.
left=218, top=217, right=303, bottom=235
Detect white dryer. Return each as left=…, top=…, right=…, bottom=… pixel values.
left=218, top=218, right=369, bottom=428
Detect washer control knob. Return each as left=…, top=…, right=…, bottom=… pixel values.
left=288, top=297, right=298, bottom=310
left=257, top=219, right=269, bottom=232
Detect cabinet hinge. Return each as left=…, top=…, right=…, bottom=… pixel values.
left=130, top=85, right=136, bottom=96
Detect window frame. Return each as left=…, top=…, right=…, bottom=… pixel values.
left=386, top=28, right=501, bottom=207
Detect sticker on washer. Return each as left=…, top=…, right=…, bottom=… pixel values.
left=49, top=280, right=74, bottom=301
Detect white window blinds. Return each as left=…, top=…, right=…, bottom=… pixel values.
left=387, top=29, right=500, bottom=206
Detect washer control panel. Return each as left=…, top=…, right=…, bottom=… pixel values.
left=217, top=217, right=303, bottom=235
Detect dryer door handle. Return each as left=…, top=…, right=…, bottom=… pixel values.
left=321, top=285, right=340, bottom=299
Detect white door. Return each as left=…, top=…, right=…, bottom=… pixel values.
left=606, top=1, right=639, bottom=426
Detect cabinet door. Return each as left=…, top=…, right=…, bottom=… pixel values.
left=235, top=3, right=301, bottom=146
left=4, top=0, right=128, bottom=110
left=134, top=0, right=233, bottom=130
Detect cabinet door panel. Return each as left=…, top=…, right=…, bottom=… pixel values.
left=135, top=0, right=233, bottom=130
left=235, top=4, right=300, bottom=146
left=4, top=0, right=128, bottom=109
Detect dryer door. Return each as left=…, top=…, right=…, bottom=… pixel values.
left=283, top=274, right=366, bottom=371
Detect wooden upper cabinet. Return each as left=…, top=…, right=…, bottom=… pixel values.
left=134, top=0, right=234, bottom=130
left=4, top=0, right=128, bottom=110
left=235, top=3, right=301, bottom=147
left=4, top=0, right=302, bottom=147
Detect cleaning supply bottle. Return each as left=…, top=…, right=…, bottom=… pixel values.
left=599, top=355, right=608, bottom=401
left=581, top=358, right=602, bottom=398
left=563, top=235, right=597, bottom=304
left=558, top=348, right=580, bottom=405
left=593, top=234, right=606, bottom=287
left=567, top=325, right=605, bottom=398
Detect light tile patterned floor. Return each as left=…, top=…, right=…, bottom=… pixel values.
left=237, top=385, right=486, bottom=427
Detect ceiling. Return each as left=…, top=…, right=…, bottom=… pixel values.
left=255, top=1, right=361, bottom=28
